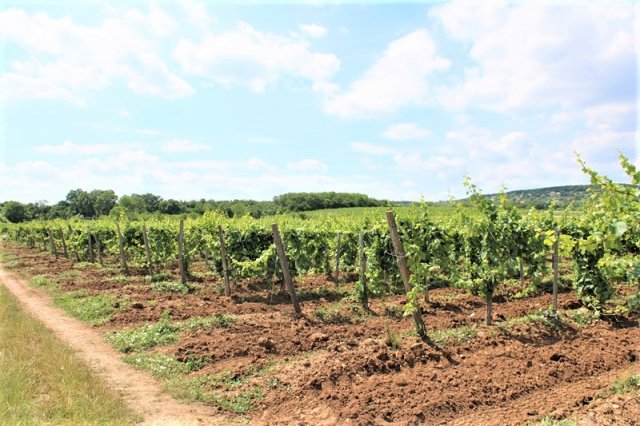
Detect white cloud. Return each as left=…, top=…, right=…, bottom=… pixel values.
left=173, top=21, right=340, bottom=92
left=0, top=6, right=193, bottom=103
left=431, top=1, right=636, bottom=112
left=349, top=142, right=394, bottom=156
left=324, top=29, right=450, bottom=118
left=33, top=140, right=115, bottom=155
left=382, top=123, right=431, bottom=140
left=162, top=139, right=211, bottom=153
left=299, top=23, right=328, bottom=38
left=287, top=159, right=328, bottom=171
left=119, top=109, right=131, bottom=118
left=180, top=0, right=215, bottom=31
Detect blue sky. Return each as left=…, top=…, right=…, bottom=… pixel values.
left=1, top=0, right=637, bottom=203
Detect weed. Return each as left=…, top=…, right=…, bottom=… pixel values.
left=382, top=303, right=403, bottom=319
left=312, top=303, right=351, bottom=324
left=385, top=325, right=401, bottom=349
left=111, top=274, right=128, bottom=283
left=429, top=325, right=478, bottom=347
left=180, top=314, right=236, bottom=331
left=107, top=312, right=180, bottom=353
left=57, top=270, right=80, bottom=280
left=145, top=272, right=174, bottom=282
left=29, top=275, right=56, bottom=289
left=564, top=308, right=598, bottom=326
left=528, top=417, right=576, bottom=426
left=53, top=291, right=126, bottom=326
left=608, top=374, right=640, bottom=395
left=124, top=353, right=209, bottom=380
left=72, top=262, right=94, bottom=269
left=151, top=280, right=193, bottom=294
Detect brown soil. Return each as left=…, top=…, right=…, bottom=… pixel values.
left=2, top=242, right=639, bottom=425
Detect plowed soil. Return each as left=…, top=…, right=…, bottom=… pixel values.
left=2, top=242, right=638, bottom=426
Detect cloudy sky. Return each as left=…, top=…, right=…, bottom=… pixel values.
left=1, top=0, right=637, bottom=203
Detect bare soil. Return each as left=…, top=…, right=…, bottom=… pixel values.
left=2, top=242, right=639, bottom=425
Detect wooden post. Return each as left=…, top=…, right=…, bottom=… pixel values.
left=68, top=224, right=80, bottom=262
left=552, top=227, right=559, bottom=314
left=335, top=233, right=341, bottom=287
left=87, top=229, right=95, bottom=263
left=142, top=223, right=153, bottom=274
left=359, top=232, right=368, bottom=310
left=486, top=282, right=494, bottom=326
left=47, top=229, right=58, bottom=257
left=178, top=219, right=187, bottom=284
left=59, top=229, right=68, bottom=258
left=115, top=222, right=128, bottom=273
left=203, top=246, right=209, bottom=269
left=519, top=257, right=525, bottom=286
left=96, top=238, right=104, bottom=267
left=217, top=225, right=231, bottom=297
left=272, top=223, right=302, bottom=315
left=386, top=211, right=427, bottom=339
left=425, top=278, right=430, bottom=303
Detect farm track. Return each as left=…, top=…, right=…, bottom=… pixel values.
left=1, top=242, right=639, bottom=425
left=0, top=258, right=234, bottom=425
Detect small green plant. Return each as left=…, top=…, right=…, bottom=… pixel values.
left=382, top=303, right=403, bottom=319
left=384, top=325, right=400, bottom=349
left=124, top=353, right=209, bottom=380
left=151, top=281, right=193, bottom=294
left=429, top=325, right=478, bottom=347
left=72, top=262, right=94, bottom=269
left=107, top=312, right=180, bottom=353
left=312, top=304, right=351, bottom=324
left=564, top=308, right=598, bottom=326
left=53, top=291, right=126, bottom=326
left=608, top=374, right=640, bottom=395
left=528, top=417, right=576, bottom=426
left=180, top=314, right=235, bottom=331
left=57, top=270, right=80, bottom=280
left=29, top=275, right=56, bottom=289
left=145, top=272, right=174, bottom=283
left=111, top=274, right=128, bottom=283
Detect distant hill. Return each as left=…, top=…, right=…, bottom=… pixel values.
left=489, top=185, right=593, bottom=209
left=421, top=185, right=601, bottom=210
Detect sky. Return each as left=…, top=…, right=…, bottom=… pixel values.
left=0, top=0, right=638, bottom=204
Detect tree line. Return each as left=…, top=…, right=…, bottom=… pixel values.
left=1, top=189, right=387, bottom=223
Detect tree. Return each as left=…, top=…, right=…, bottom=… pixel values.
left=2, top=201, right=28, bottom=223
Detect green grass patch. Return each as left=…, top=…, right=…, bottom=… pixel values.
left=52, top=291, right=126, bottom=326
left=608, top=374, right=640, bottom=395
left=528, top=417, right=576, bottom=426
left=168, top=372, right=265, bottom=413
left=429, top=325, right=478, bottom=347
left=151, top=280, right=193, bottom=294
left=108, top=313, right=235, bottom=354
left=29, top=274, right=57, bottom=289
left=107, top=312, right=180, bottom=353
left=0, top=286, right=138, bottom=425
left=72, top=261, right=95, bottom=269
left=145, top=272, right=174, bottom=282
left=564, top=308, right=599, bottom=326
left=496, top=310, right=564, bottom=332
left=312, top=304, right=352, bottom=324
left=57, top=270, right=81, bottom=280
left=124, top=353, right=209, bottom=380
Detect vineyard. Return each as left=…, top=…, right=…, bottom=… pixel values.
left=1, top=155, right=639, bottom=424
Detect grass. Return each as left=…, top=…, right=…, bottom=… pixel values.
left=0, top=285, right=139, bottom=425
left=145, top=272, right=174, bottom=283
left=563, top=308, right=599, bottom=326
left=608, top=374, right=640, bottom=395
left=28, top=275, right=126, bottom=326
left=528, top=417, right=576, bottom=426
left=108, top=312, right=236, bottom=353
left=53, top=291, right=126, bottom=326
left=151, top=280, right=193, bottom=294
left=429, top=324, right=478, bottom=347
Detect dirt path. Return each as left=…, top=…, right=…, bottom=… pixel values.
left=0, top=266, right=231, bottom=426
